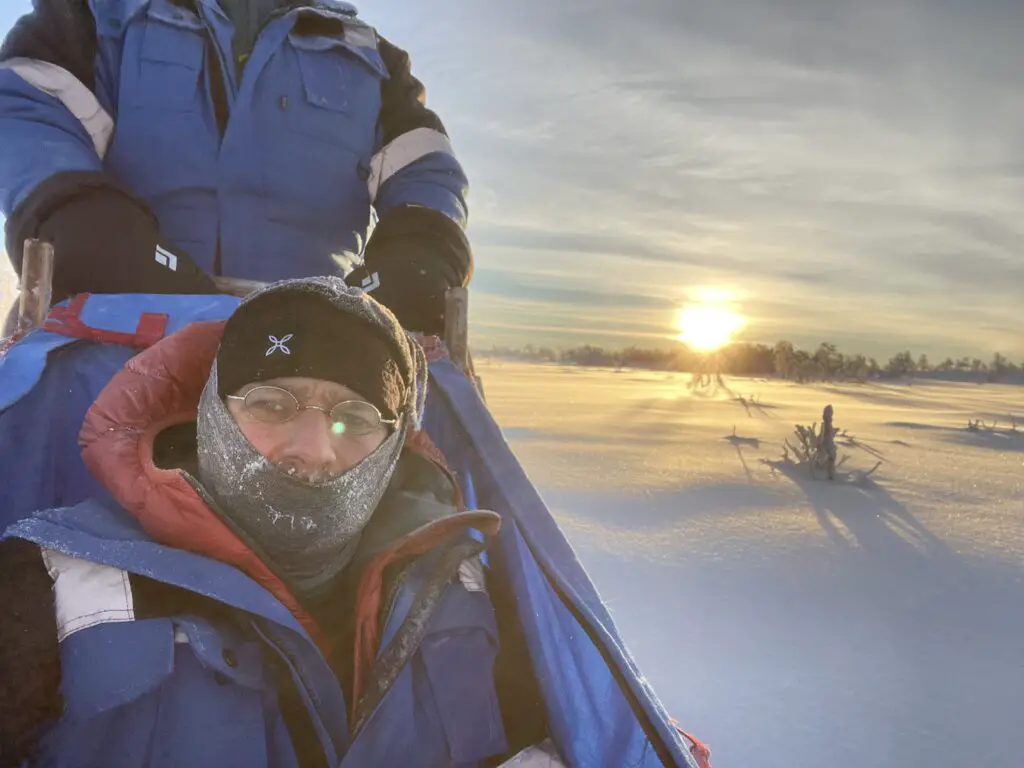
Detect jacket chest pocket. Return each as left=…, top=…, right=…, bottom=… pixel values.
left=124, top=7, right=206, bottom=112
left=419, top=591, right=509, bottom=764
left=283, top=33, right=385, bottom=152
left=58, top=619, right=177, bottom=719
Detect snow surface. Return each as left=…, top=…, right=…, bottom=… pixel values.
left=0, top=259, right=16, bottom=321
left=477, top=360, right=1024, bottom=768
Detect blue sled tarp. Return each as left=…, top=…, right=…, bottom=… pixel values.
left=0, top=294, right=698, bottom=768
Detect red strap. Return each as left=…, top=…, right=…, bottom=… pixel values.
left=673, top=722, right=713, bottom=768
left=42, top=294, right=169, bottom=349
left=0, top=334, right=22, bottom=358
left=410, top=332, right=449, bottom=363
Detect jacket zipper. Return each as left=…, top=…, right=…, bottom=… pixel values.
left=195, top=3, right=234, bottom=277
left=205, top=35, right=228, bottom=276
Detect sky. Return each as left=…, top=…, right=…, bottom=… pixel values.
left=2, top=0, right=1022, bottom=359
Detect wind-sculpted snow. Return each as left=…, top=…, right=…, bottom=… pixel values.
left=480, top=360, right=1024, bottom=768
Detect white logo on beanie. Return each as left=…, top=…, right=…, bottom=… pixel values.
left=266, top=334, right=293, bottom=356
left=358, top=272, right=381, bottom=293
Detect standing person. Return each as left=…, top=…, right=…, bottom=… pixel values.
left=0, top=0, right=471, bottom=335
left=0, top=276, right=511, bottom=767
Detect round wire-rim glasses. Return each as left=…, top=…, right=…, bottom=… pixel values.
left=227, top=385, right=397, bottom=436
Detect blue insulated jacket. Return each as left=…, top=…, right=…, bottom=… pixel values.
left=0, top=305, right=508, bottom=767
left=0, top=0, right=471, bottom=289
left=3, top=501, right=507, bottom=768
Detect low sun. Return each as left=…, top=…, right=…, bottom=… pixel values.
left=675, top=301, right=745, bottom=352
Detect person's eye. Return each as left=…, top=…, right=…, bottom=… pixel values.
left=342, top=417, right=374, bottom=436
left=254, top=401, right=286, bottom=414
left=331, top=403, right=380, bottom=435
left=245, top=391, right=294, bottom=420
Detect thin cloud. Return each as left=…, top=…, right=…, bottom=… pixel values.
left=408, top=0, right=1024, bottom=357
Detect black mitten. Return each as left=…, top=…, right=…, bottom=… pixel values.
left=349, top=206, right=472, bottom=335
left=347, top=255, right=451, bottom=335
left=9, top=183, right=217, bottom=301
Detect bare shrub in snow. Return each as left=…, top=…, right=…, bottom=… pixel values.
left=968, top=417, right=1021, bottom=435
left=786, top=404, right=839, bottom=480
left=733, top=394, right=771, bottom=417
left=725, top=425, right=761, bottom=449
left=688, top=354, right=732, bottom=396
left=765, top=404, right=881, bottom=483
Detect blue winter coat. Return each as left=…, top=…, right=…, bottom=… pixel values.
left=4, top=500, right=507, bottom=767
left=0, top=313, right=508, bottom=767
left=0, top=0, right=470, bottom=285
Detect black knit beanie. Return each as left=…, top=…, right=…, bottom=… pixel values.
left=216, top=290, right=406, bottom=420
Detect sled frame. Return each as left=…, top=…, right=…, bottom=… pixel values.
left=12, top=240, right=477, bottom=384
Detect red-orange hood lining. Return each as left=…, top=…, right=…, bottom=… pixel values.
left=78, top=320, right=501, bottom=679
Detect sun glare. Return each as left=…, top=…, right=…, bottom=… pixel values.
left=675, top=300, right=745, bottom=352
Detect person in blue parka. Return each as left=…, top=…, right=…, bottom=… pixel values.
left=0, top=277, right=515, bottom=767
left=0, top=0, right=471, bottom=335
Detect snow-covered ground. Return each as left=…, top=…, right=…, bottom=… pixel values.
left=477, top=359, right=1024, bottom=768
left=0, top=259, right=15, bottom=324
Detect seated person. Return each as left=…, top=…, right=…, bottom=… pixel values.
left=0, top=276, right=512, bottom=767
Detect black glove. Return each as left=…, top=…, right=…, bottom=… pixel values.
left=349, top=206, right=472, bottom=336
left=9, top=180, right=217, bottom=301
left=347, top=256, right=452, bottom=335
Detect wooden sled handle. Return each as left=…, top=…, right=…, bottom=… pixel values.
left=443, top=286, right=470, bottom=376
left=16, top=239, right=54, bottom=335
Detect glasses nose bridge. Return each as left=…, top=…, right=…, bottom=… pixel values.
left=294, top=403, right=333, bottom=425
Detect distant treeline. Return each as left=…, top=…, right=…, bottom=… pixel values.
left=479, top=342, right=1024, bottom=383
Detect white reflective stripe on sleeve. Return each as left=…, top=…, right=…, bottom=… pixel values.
left=458, top=557, right=486, bottom=593
left=40, top=548, right=135, bottom=642
left=368, top=127, right=455, bottom=202
left=0, top=57, right=115, bottom=159
left=343, top=23, right=377, bottom=50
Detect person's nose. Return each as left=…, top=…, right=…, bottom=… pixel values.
left=284, top=408, right=337, bottom=470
